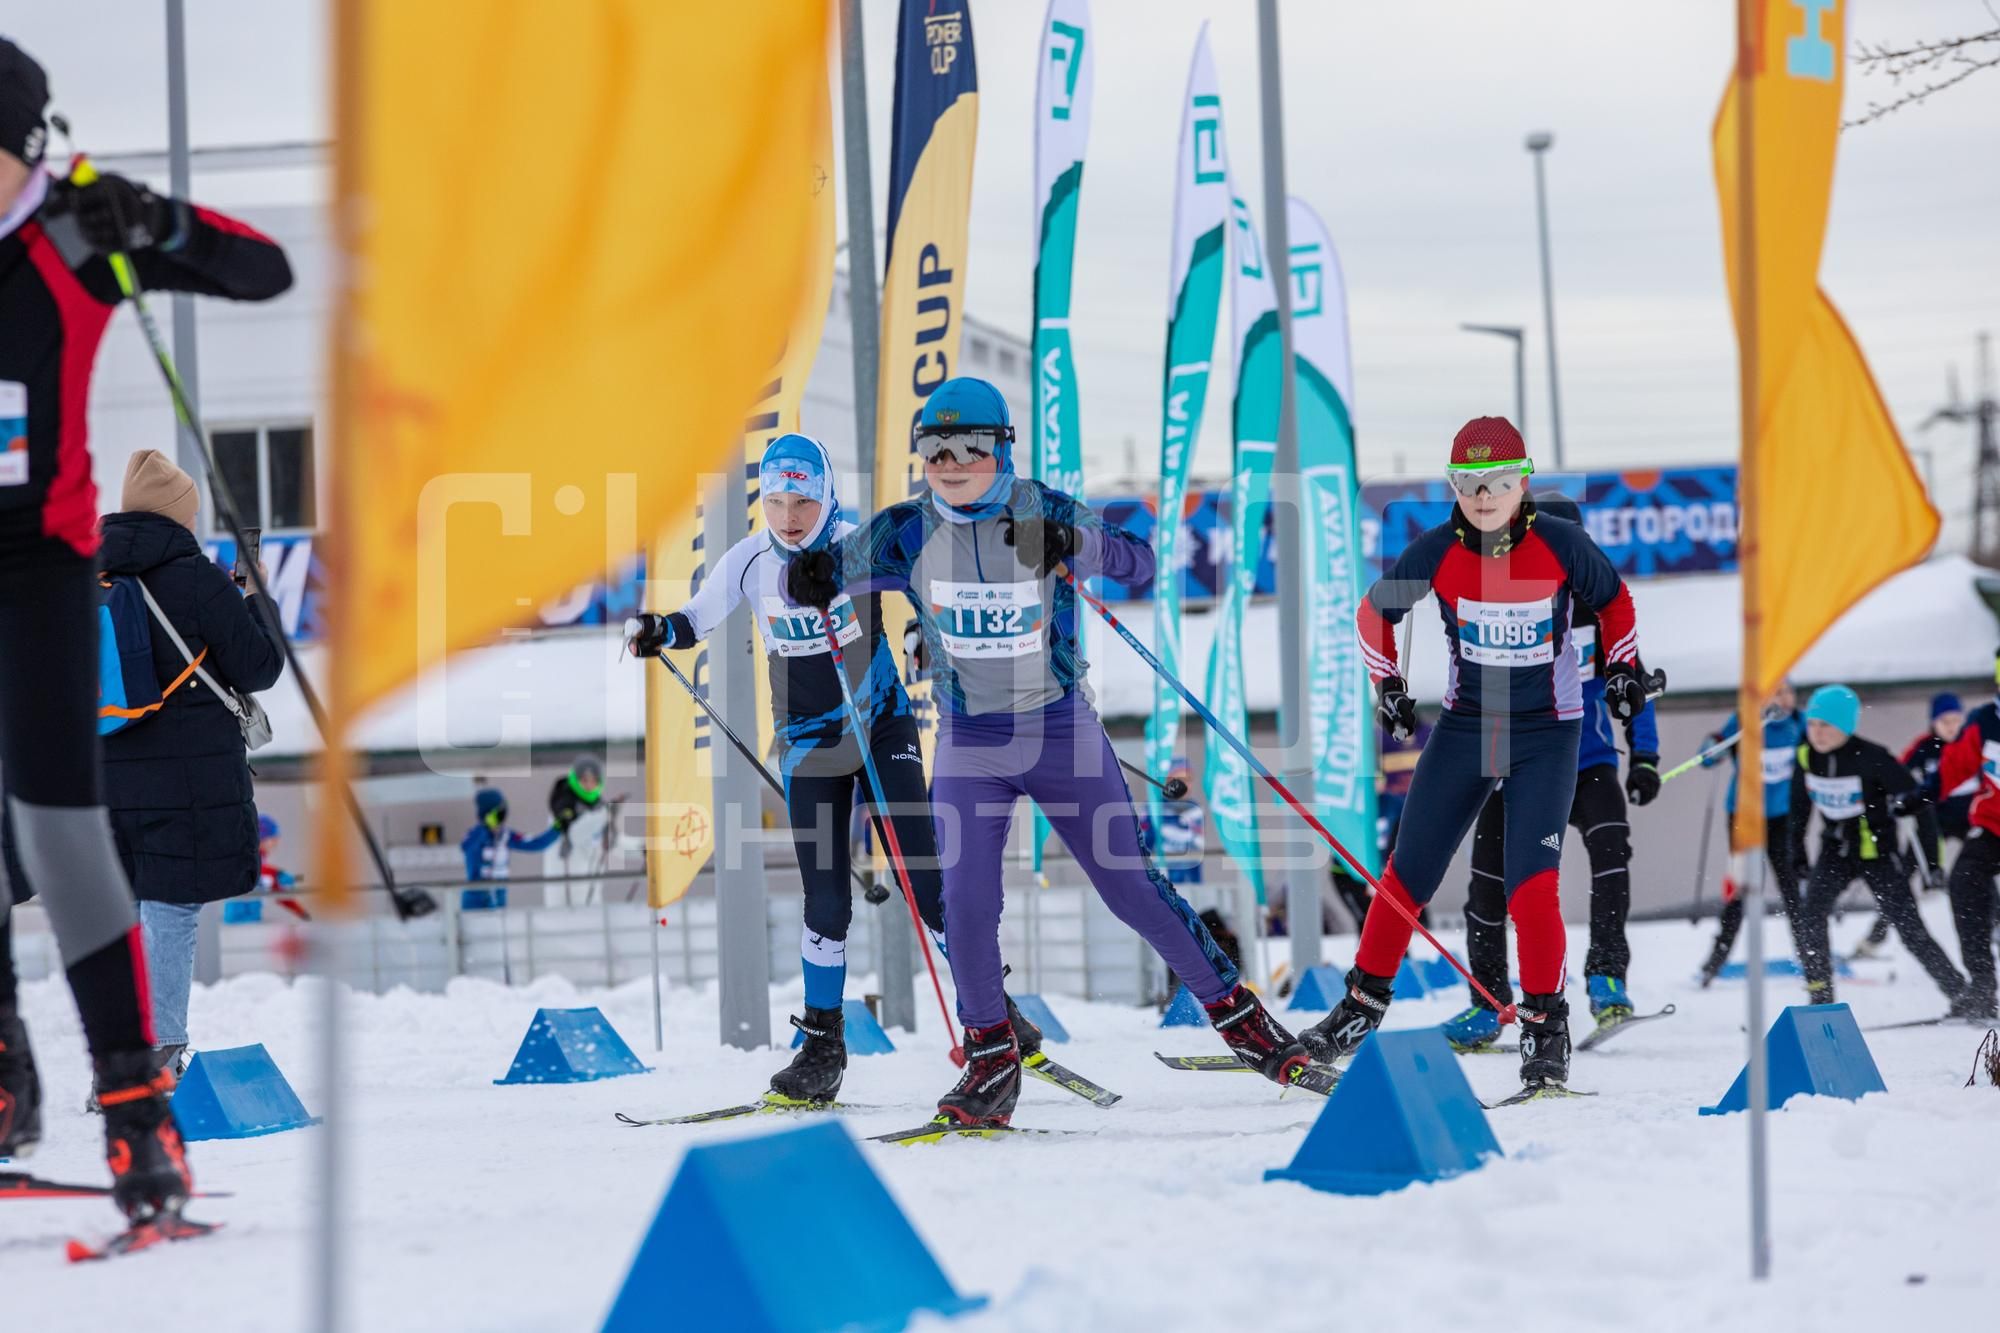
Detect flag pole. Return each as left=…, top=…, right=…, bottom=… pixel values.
left=1731, top=0, right=1772, bottom=1282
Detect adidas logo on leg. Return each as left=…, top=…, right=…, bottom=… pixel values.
left=1540, top=833, right=1561, bottom=851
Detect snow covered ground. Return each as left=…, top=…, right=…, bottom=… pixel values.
left=6, top=905, right=1995, bottom=1332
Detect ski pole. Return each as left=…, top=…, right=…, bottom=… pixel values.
left=645, top=644, right=888, bottom=905
left=61, top=142, right=425, bottom=920
left=1062, top=569, right=1517, bottom=1022
left=1660, top=731, right=1743, bottom=785
left=1118, top=756, right=1187, bottom=801
left=1690, top=767, right=1721, bottom=923
left=817, top=626, right=964, bottom=1065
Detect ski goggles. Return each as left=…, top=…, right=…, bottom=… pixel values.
left=1446, top=460, right=1532, bottom=497
left=760, top=459, right=828, bottom=501
left=914, top=426, right=1012, bottom=466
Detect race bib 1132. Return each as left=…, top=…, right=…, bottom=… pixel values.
left=930, top=579, right=1045, bottom=659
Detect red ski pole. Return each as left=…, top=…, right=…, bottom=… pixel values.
left=819, top=626, right=965, bottom=1066
left=1064, top=569, right=1518, bottom=1023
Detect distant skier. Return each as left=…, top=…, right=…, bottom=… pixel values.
left=1300, top=418, right=1655, bottom=1098
left=460, top=789, right=559, bottom=910
left=1931, top=667, right=2000, bottom=1019
left=1440, top=494, right=1661, bottom=1051
left=790, top=377, right=1308, bottom=1125
left=627, top=432, right=1037, bottom=1106
left=1695, top=683, right=1811, bottom=984
left=1794, top=685, right=1969, bottom=1009
left=0, top=36, right=292, bottom=1221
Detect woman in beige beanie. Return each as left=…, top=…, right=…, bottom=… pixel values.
left=119, top=449, right=201, bottom=531
left=99, top=448, right=284, bottom=1076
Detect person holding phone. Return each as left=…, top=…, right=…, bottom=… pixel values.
left=96, top=450, right=286, bottom=1079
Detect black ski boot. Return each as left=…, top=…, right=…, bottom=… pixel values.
left=1517, top=991, right=1572, bottom=1089
left=1947, top=986, right=1998, bottom=1022
left=1004, top=993, right=1043, bottom=1061
left=94, top=1049, right=192, bottom=1222
left=769, top=1006, right=847, bottom=1105
left=0, top=1007, right=42, bottom=1158
left=936, top=1020, right=1021, bottom=1127
left=1204, top=985, right=1309, bottom=1084
left=1300, top=966, right=1395, bottom=1064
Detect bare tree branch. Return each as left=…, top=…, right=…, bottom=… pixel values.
left=1846, top=13, right=2000, bottom=127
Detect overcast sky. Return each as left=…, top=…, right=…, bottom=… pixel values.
left=11, top=1, right=1998, bottom=541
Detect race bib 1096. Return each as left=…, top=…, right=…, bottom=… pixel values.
left=930, top=579, right=1045, bottom=659
left=1457, top=597, right=1556, bottom=668
left=762, top=594, right=861, bottom=658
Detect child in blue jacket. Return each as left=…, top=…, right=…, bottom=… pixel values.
left=461, top=788, right=559, bottom=910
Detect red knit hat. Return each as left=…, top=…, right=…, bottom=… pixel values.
left=1449, top=417, right=1528, bottom=468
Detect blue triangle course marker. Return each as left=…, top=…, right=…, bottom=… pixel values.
left=602, top=1121, right=985, bottom=1332
left=1264, top=1027, right=1501, bottom=1196
left=1160, top=984, right=1207, bottom=1027
left=1700, top=1002, right=1885, bottom=1115
left=1421, top=955, right=1462, bottom=991
left=1393, top=957, right=1429, bottom=999
left=1008, top=994, right=1070, bottom=1044
left=791, top=998, right=896, bottom=1055
left=1286, top=965, right=1344, bottom=1012
left=495, top=1007, right=653, bottom=1085
left=172, top=1044, right=322, bottom=1142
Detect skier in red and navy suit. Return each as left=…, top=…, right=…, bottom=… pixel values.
left=1934, top=666, right=2000, bottom=1019
left=1299, top=417, right=1655, bottom=1096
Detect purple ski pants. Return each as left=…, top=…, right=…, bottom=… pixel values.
left=931, top=694, right=1238, bottom=1028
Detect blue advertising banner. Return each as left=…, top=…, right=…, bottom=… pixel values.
left=1359, top=466, right=1738, bottom=580
left=248, top=465, right=1736, bottom=642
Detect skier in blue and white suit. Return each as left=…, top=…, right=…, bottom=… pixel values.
left=626, top=433, right=1029, bottom=1103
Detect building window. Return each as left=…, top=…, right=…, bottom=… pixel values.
left=996, top=347, right=1018, bottom=376
left=967, top=337, right=990, bottom=366
left=210, top=422, right=317, bottom=534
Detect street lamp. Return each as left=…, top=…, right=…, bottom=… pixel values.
left=1460, top=323, right=1526, bottom=442
left=1525, top=130, right=1565, bottom=471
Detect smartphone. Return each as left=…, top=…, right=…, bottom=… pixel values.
left=233, top=527, right=263, bottom=587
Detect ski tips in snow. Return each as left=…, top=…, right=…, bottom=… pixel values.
left=66, top=1212, right=221, bottom=1262
left=1576, top=1003, right=1678, bottom=1052
left=614, top=1094, right=859, bottom=1127
left=867, top=1116, right=1081, bottom=1146
left=1483, top=1084, right=1599, bottom=1110
left=1022, top=1052, right=1122, bottom=1107
left=1152, top=1052, right=1341, bottom=1096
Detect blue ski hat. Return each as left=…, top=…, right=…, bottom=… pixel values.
left=258, top=813, right=280, bottom=841
left=475, top=787, right=508, bottom=822
left=759, top=433, right=839, bottom=557
left=1931, top=691, right=1963, bottom=720
left=918, top=377, right=1015, bottom=519
left=1805, top=684, right=1860, bottom=736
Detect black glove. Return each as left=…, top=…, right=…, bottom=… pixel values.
left=1922, top=861, right=1946, bottom=892
left=1002, top=515, right=1076, bottom=577
left=1602, top=659, right=1652, bottom=722
left=784, top=549, right=840, bottom=610
left=1375, top=675, right=1417, bottom=742
left=623, top=611, right=695, bottom=658
left=902, top=620, right=928, bottom=675
left=1625, top=755, right=1662, bottom=807
left=390, top=885, right=440, bottom=921
left=1889, top=786, right=1930, bottom=818
left=50, top=173, right=188, bottom=257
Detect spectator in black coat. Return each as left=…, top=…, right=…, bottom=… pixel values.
left=99, top=449, right=284, bottom=1066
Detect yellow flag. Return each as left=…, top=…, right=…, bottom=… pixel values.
left=1713, top=0, right=1938, bottom=843
left=328, top=2, right=831, bottom=716
left=643, top=509, right=718, bottom=908
left=323, top=2, right=831, bottom=896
